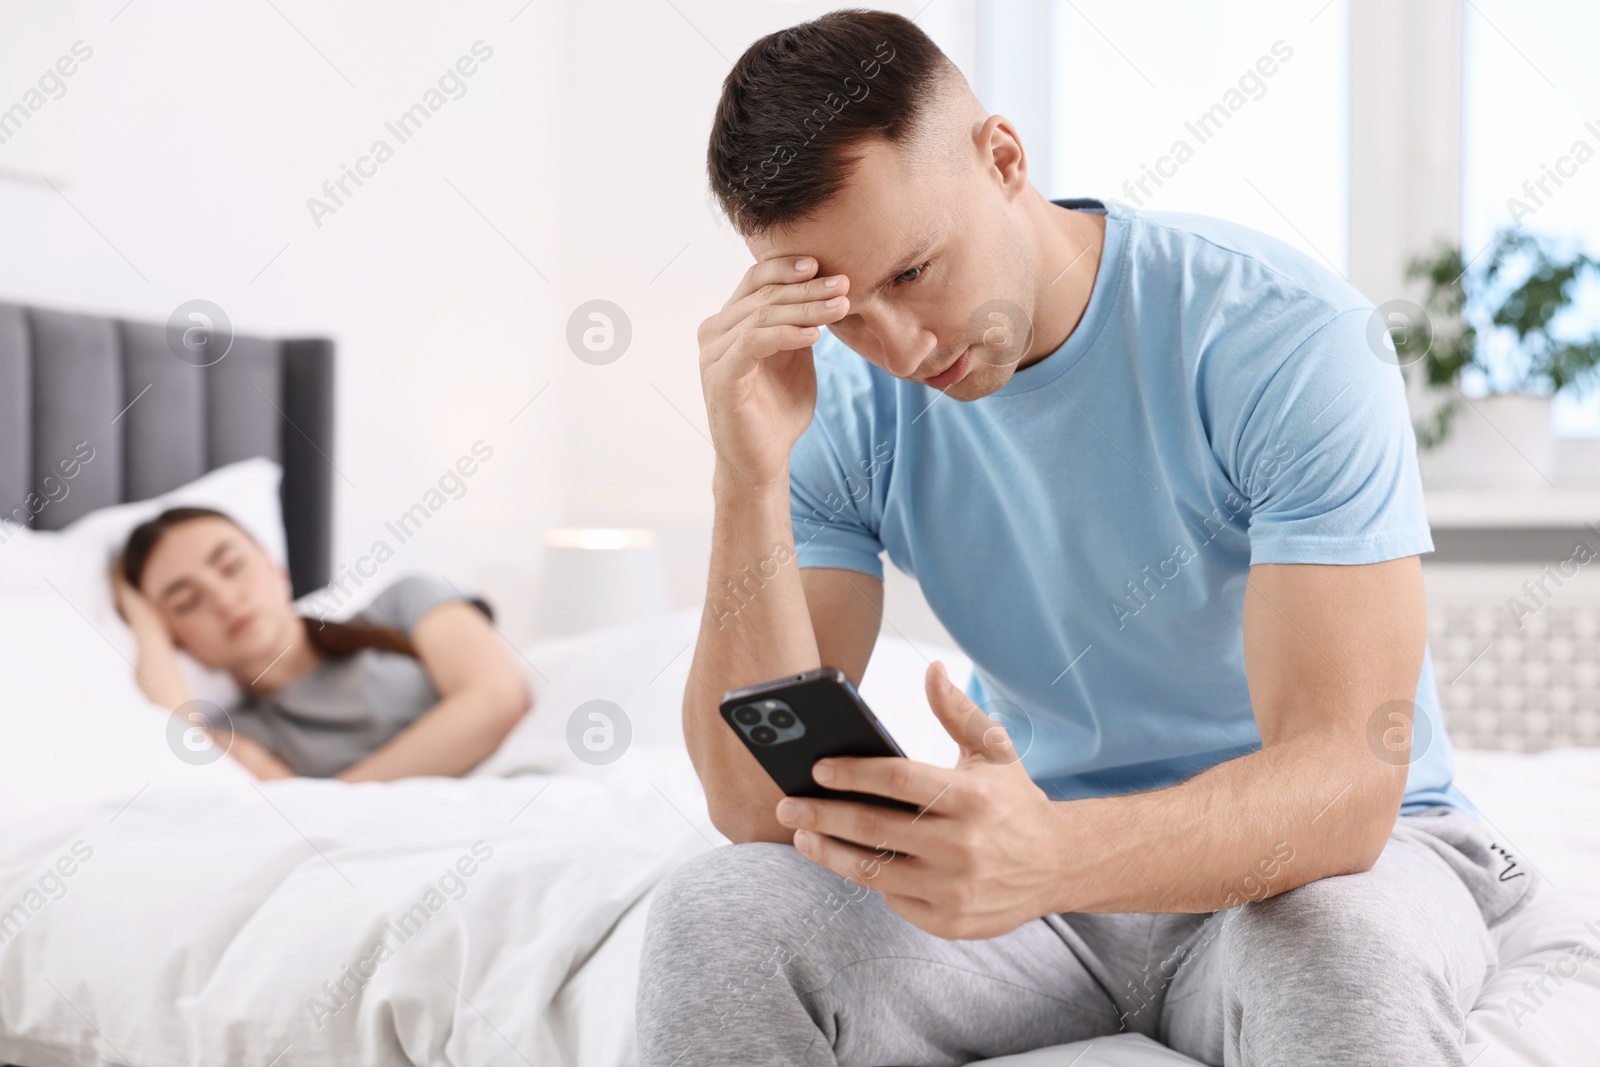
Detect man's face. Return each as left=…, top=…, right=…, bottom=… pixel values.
left=746, top=136, right=1036, bottom=402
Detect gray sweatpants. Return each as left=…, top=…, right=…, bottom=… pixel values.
left=636, top=807, right=1539, bottom=1066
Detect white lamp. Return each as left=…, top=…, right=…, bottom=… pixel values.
left=537, top=527, right=671, bottom=637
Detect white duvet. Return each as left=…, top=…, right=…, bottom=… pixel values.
left=0, top=603, right=957, bottom=1067
left=0, top=770, right=707, bottom=1067
left=1, top=606, right=1597, bottom=1066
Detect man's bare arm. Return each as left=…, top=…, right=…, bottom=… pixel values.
left=684, top=478, right=883, bottom=842
left=683, top=475, right=883, bottom=841
left=685, top=251, right=881, bottom=843
left=1042, top=556, right=1424, bottom=913
left=683, top=468, right=817, bottom=843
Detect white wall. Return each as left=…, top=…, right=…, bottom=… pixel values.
left=0, top=1, right=1426, bottom=653
left=2, top=0, right=560, bottom=642
left=550, top=0, right=976, bottom=649
left=1049, top=0, right=1349, bottom=274
left=0, top=0, right=981, bottom=646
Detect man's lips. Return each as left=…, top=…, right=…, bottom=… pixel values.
left=920, top=346, right=973, bottom=390
left=226, top=612, right=256, bottom=640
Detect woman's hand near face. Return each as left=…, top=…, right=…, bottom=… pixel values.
left=111, top=558, right=193, bottom=711
left=113, top=558, right=171, bottom=644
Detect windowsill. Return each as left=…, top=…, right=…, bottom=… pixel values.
left=1426, top=489, right=1600, bottom=529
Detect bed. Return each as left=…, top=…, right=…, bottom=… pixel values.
left=0, top=301, right=1596, bottom=1066
left=1, top=610, right=1597, bottom=1067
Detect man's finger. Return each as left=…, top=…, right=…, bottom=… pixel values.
left=700, top=279, right=851, bottom=367
left=791, top=827, right=931, bottom=900
left=776, top=795, right=934, bottom=856
left=724, top=268, right=850, bottom=319
left=925, top=661, right=1020, bottom=765
left=726, top=254, right=819, bottom=307
left=709, top=326, right=822, bottom=383
left=809, top=755, right=955, bottom=809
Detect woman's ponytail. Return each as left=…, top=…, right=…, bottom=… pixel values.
left=301, top=616, right=416, bottom=658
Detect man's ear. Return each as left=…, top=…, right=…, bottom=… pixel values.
left=976, top=113, right=1028, bottom=198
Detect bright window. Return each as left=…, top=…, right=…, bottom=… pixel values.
left=1048, top=0, right=1350, bottom=276
left=1463, top=0, right=1600, bottom=436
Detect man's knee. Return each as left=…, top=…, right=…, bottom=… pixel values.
left=1209, top=862, right=1492, bottom=1063
left=642, top=841, right=869, bottom=978
left=647, top=841, right=832, bottom=934
left=639, top=841, right=877, bottom=1037
left=1222, top=868, right=1467, bottom=1006
left=646, top=843, right=779, bottom=962
left=1231, top=872, right=1400, bottom=961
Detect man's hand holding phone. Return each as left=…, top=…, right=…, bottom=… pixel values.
left=773, top=661, right=1072, bottom=941
left=697, top=255, right=852, bottom=492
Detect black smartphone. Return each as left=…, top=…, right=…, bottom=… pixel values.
left=720, top=666, right=918, bottom=813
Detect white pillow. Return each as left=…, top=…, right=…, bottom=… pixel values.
left=0, top=456, right=287, bottom=607
left=0, top=459, right=286, bottom=824
left=0, top=456, right=288, bottom=705
left=471, top=610, right=701, bottom=778
left=475, top=608, right=968, bottom=778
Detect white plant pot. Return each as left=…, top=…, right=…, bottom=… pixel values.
left=1417, top=393, right=1556, bottom=490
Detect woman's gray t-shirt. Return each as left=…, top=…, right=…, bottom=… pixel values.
left=218, top=574, right=464, bottom=777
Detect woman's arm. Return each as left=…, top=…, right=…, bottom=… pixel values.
left=112, top=560, right=194, bottom=711
left=211, top=730, right=296, bottom=780
left=335, top=601, right=532, bottom=782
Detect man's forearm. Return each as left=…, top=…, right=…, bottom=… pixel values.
left=1044, top=732, right=1405, bottom=915
left=683, top=462, right=819, bottom=841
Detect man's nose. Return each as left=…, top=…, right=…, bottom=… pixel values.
left=845, top=298, right=936, bottom=379
left=870, top=320, right=935, bottom=379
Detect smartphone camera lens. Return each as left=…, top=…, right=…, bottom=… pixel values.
left=768, top=708, right=795, bottom=728
left=751, top=725, right=778, bottom=745
left=734, top=706, right=762, bottom=726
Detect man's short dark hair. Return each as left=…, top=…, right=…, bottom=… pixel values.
left=707, top=8, right=959, bottom=237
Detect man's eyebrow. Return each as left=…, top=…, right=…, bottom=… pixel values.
left=206, top=539, right=236, bottom=566
left=866, top=235, right=936, bottom=295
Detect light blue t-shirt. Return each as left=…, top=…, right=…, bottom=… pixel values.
left=790, top=197, right=1466, bottom=815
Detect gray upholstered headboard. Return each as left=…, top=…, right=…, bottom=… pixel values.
left=0, top=302, right=334, bottom=597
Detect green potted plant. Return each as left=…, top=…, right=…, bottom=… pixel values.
left=1404, top=229, right=1600, bottom=489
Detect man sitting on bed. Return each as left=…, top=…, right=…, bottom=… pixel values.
left=636, top=10, right=1537, bottom=1067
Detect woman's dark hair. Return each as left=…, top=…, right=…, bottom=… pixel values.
left=707, top=8, right=959, bottom=236
left=121, top=506, right=417, bottom=660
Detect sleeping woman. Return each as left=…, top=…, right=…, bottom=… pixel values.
left=112, top=506, right=532, bottom=781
